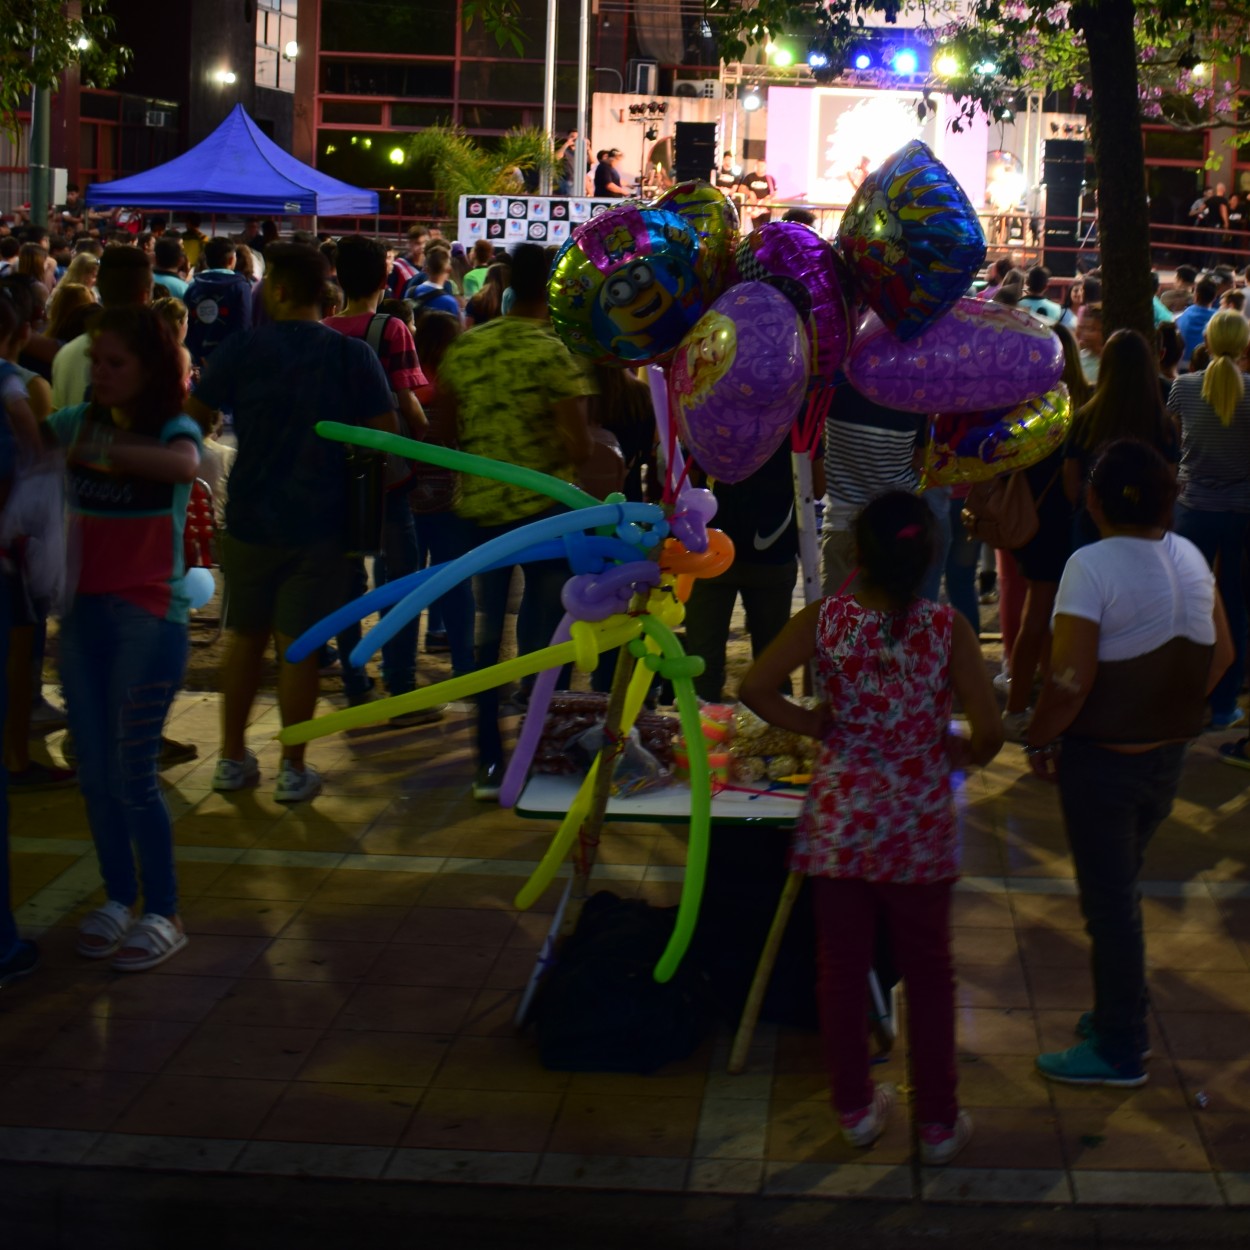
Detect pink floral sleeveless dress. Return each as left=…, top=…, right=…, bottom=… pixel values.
left=791, top=594, right=959, bottom=885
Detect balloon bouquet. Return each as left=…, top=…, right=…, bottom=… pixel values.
left=280, top=142, right=1070, bottom=986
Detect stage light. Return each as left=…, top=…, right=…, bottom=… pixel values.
left=214, top=69, right=237, bottom=84
left=773, top=48, right=793, bottom=67
left=934, top=52, right=958, bottom=77
left=388, top=147, right=405, bottom=165
left=808, top=51, right=830, bottom=69
left=743, top=87, right=762, bottom=112
left=974, top=60, right=998, bottom=76
left=75, top=36, right=90, bottom=51
left=853, top=52, right=872, bottom=70
left=892, top=49, right=918, bottom=76
left=1192, top=62, right=1209, bottom=80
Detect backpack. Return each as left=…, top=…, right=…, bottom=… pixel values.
left=360, top=312, right=419, bottom=494
left=185, top=269, right=253, bottom=366
left=531, top=891, right=711, bottom=1074
left=962, top=463, right=1060, bottom=550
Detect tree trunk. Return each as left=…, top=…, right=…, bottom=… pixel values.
left=1071, top=0, right=1155, bottom=340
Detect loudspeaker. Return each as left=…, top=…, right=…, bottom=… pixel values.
left=1042, top=139, right=1085, bottom=277
left=1042, top=138, right=1085, bottom=166
left=675, top=120, right=718, bottom=183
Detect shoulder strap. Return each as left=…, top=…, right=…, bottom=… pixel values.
left=364, top=312, right=391, bottom=357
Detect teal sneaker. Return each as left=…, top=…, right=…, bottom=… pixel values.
left=1075, top=1011, right=1152, bottom=1061
left=1036, top=1040, right=1147, bottom=1088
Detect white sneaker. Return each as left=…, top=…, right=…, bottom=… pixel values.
left=274, top=760, right=322, bottom=803
left=839, top=1082, right=895, bottom=1148
left=1002, top=709, right=1033, bottom=743
left=212, top=750, right=260, bottom=791
left=919, top=1110, right=974, bottom=1166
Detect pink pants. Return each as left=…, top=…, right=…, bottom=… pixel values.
left=811, top=875, right=958, bottom=1125
left=996, top=549, right=1026, bottom=660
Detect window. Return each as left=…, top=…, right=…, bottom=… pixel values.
left=256, top=0, right=298, bottom=92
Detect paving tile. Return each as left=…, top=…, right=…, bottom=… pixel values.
left=1147, top=932, right=1249, bottom=972
left=956, top=1007, right=1040, bottom=1056
left=174, top=816, right=275, bottom=849
left=242, top=938, right=384, bottom=983
left=311, top=869, right=436, bottom=908
left=951, top=927, right=1028, bottom=968
left=403, top=1087, right=562, bottom=1152
left=1017, top=926, right=1091, bottom=968
left=762, top=1159, right=913, bottom=1199
left=939, top=1106, right=1066, bottom=1170
left=1059, top=1105, right=1212, bottom=1172
left=1158, top=1011, right=1250, bottom=1061
left=564, top=1048, right=712, bottom=1098
left=949, top=890, right=1015, bottom=928
left=366, top=943, right=500, bottom=989
left=201, top=864, right=336, bottom=902
left=432, top=1035, right=570, bottom=1093
left=232, top=1139, right=391, bottom=1177
left=458, top=988, right=524, bottom=1038
left=86, top=974, right=234, bottom=1024
left=0, top=1126, right=100, bottom=1164
left=1173, top=1059, right=1250, bottom=1113
left=165, top=935, right=268, bottom=978
left=390, top=906, right=517, bottom=948
left=956, top=963, right=1033, bottom=1009
left=954, top=1053, right=1052, bottom=1108
left=30, top=1017, right=196, bottom=1073
left=112, top=1075, right=287, bottom=1138
left=0, top=1011, right=85, bottom=1063
left=1026, top=965, right=1094, bottom=1011
left=1073, top=1170, right=1224, bottom=1206
left=204, top=980, right=352, bottom=1030
left=1221, top=1172, right=1250, bottom=1206
left=386, top=1147, right=540, bottom=1185
left=86, top=1132, right=246, bottom=1171
left=534, top=1152, right=688, bottom=1190
left=277, top=902, right=410, bottom=944
left=163, top=1023, right=322, bottom=1081
left=693, top=1098, right=769, bottom=1159
left=297, top=1031, right=450, bottom=1087
left=547, top=1090, right=704, bottom=1159
left=258, top=1082, right=420, bottom=1147
left=1196, top=1112, right=1250, bottom=1172
left=1150, top=970, right=1250, bottom=1014
left=921, top=1167, right=1071, bottom=1204
left=180, top=898, right=301, bottom=938
left=253, top=821, right=371, bottom=855
left=0, top=1068, right=151, bottom=1130
left=687, top=1158, right=764, bottom=1193
left=336, top=983, right=476, bottom=1034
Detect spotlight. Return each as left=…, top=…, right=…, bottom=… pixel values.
left=75, top=36, right=90, bottom=51
left=853, top=51, right=872, bottom=71
left=743, top=87, right=762, bottom=112
left=808, top=51, right=830, bottom=69
left=283, top=40, right=299, bottom=59
left=1193, top=62, right=1209, bottom=80
left=974, top=60, right=998, bottom=75
left=214, top=69, right=237, bottom=84
left=772, top=48, right=793, bottom=67
left=892, top=49, right=918, bottom=75
left=388, top=147, right=405, bottom=165
left=934, top=52, right=958, bottom=77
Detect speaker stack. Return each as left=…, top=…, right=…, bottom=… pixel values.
left=1042, top=138, right=1086, bottom=278
left=674, top=121, right=719, bottom=184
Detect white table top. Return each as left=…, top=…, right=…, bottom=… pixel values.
left=516, top=772, right=804, bottom=828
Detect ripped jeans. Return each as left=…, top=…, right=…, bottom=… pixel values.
left=60, top=595, right=188, bottom=917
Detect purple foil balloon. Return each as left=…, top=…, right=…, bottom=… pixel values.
left=670, top=282, right=811, bottom=485
left=845, top=297, right=1065, bottom=414
left=734, top=222, right=852, bottom=381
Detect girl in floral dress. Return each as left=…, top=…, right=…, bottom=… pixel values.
left=741, top=491, right=1003, bottom=1165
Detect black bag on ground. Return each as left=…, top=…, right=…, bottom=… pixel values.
left=532, top=891, right=712, bottom=1074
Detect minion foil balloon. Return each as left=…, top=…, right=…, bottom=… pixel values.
left=548, top=205, right=705, bottom=366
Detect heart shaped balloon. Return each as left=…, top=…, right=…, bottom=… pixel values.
left=670, top=283, right=810, bottom=484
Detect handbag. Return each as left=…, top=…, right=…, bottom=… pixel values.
left=962, top=463, right=1060, bottom=550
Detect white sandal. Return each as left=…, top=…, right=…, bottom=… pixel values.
left=76, top=901, right=134, bottom=959
left=110, top=913, right=188, bottom=972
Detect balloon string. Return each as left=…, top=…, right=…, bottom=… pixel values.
left=663, top=368, right=680, bottom=506
left=673, top=455, right=692, bottom=499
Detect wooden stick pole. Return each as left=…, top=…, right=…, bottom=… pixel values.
left=727, top=869, right=803, bottom=1074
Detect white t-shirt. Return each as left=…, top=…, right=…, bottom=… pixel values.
left=1053, top=533, right=1215, bottom=662
left=50, top=332, right=92, bottom=410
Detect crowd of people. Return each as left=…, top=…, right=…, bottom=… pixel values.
left=0, top=211, right=1247, bottom=1167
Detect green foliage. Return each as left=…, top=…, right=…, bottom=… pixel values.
left=463, top=0, right=527, bottom=57
left=406, top=124, right=555, bottom=215
left=1, top=0, right=131, bottom=138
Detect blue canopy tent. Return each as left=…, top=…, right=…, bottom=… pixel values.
left=84, top=104, right=378, bottom=218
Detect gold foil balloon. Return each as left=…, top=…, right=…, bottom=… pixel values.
left=653, top=180, right=739, bottom=303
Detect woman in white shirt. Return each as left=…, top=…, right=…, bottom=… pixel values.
left=1025, top=439, right=1232, bottom=1090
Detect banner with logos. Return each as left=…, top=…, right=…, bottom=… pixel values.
left=458, top=195, right=621, bottom=247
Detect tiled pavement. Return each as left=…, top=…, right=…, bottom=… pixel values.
left=3, top=687, right=1250, bottom=1211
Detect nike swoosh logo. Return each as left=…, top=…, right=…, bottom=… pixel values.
left=753, top=505, right=794, bottom=551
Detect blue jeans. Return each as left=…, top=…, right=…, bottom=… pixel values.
left=338, top=492, right=423, bottom=698
left=919, top=487, right=953, bottom=603
left=60, top=595, right=187, bottom=918
left=466, top=509, right=569, bottom=767
left=413, top=510, right=476, bottom=676
left=1175, top=506, right=1249, bottom=718
left=1058, top=739, right=1186, bottom=1067
left=0, top=575, right=15, bottom=954
left=944, top=495, right=980, bottom=633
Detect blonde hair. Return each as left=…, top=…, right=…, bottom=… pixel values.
left=1201, top=309, right=1250, bottom=425
left=151, top=296, right=188, bottom=332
